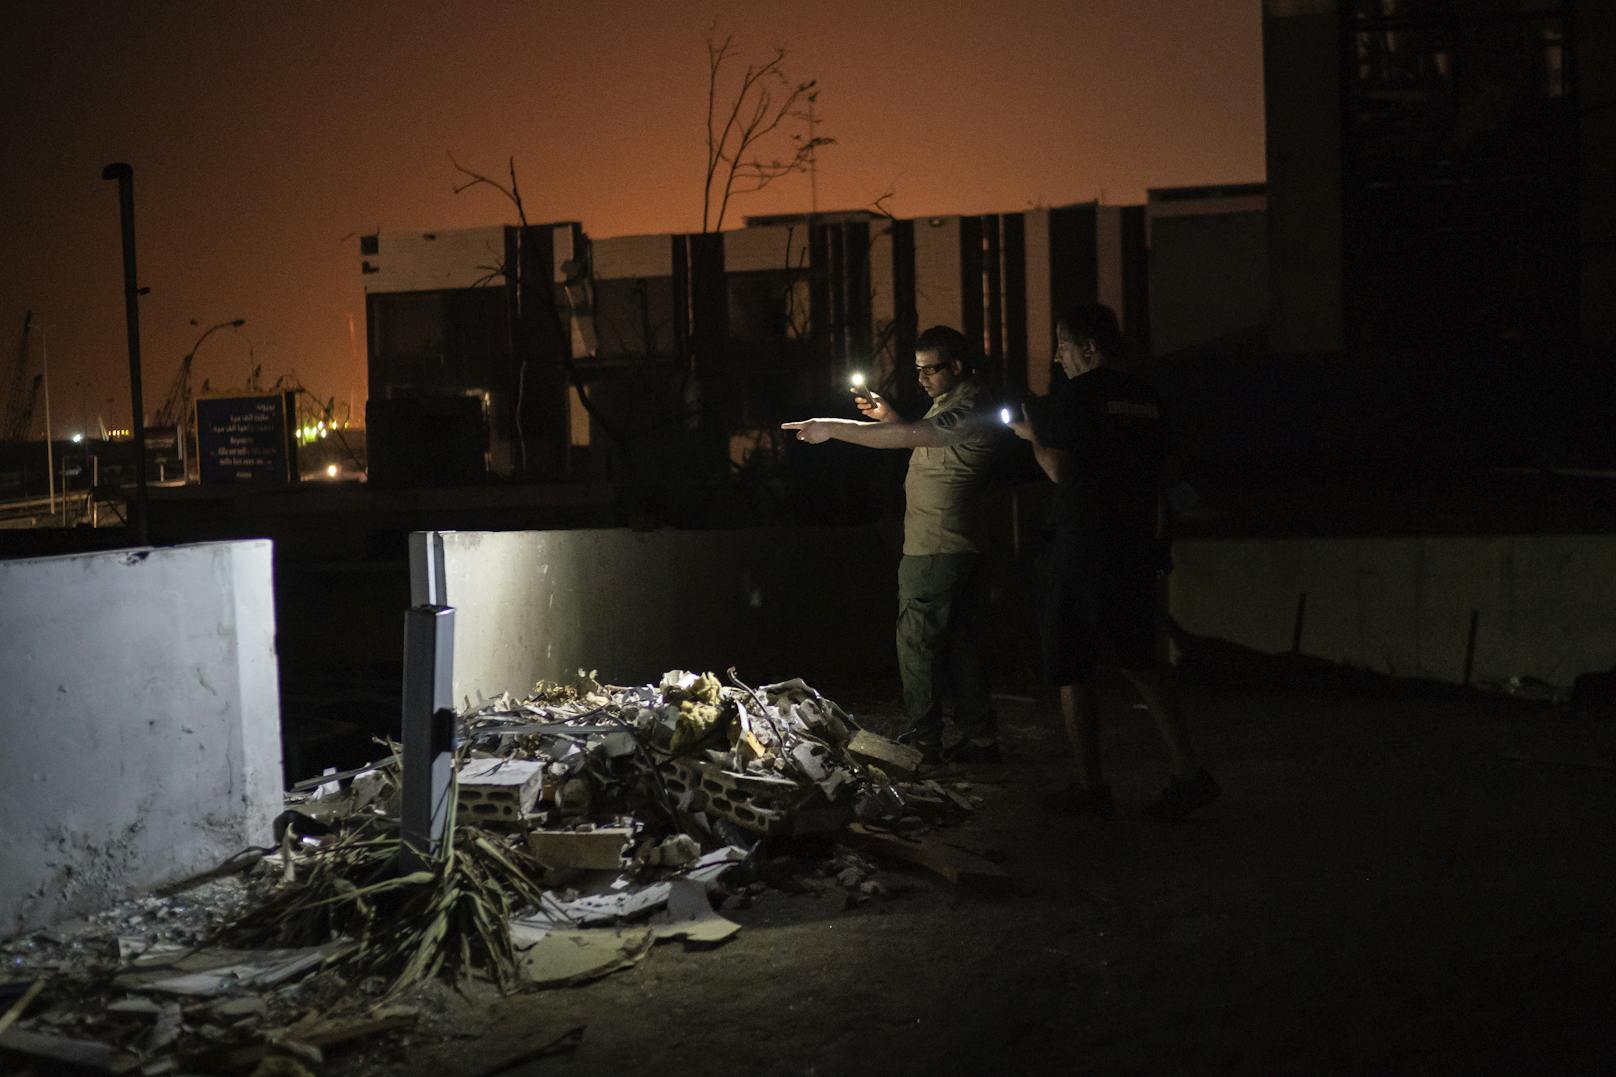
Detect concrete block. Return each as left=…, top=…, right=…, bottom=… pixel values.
left=527, top=826, right=632, bottom=870
left=663, top=758, right=799, bottom=835
left=456, top=758, right=544, bottom=824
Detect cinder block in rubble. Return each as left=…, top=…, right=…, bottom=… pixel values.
left=663, top=758, right=800, bottom=835
left=527, top=826, right=633, bottom=870
left=456, top=758, right=545, bottom=824
left=845, top=730, right=923, bottom=780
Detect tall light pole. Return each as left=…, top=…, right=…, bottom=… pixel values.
left=103, top=162, right=149, bottom=543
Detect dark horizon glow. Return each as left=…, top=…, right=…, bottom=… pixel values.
left=0, top=0, right=1264, bottom=430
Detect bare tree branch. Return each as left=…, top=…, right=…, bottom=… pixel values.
left=702, top=32, right=834, bottom=233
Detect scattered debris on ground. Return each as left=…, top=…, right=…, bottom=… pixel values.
left=0, top=669, right=995, bottom=1074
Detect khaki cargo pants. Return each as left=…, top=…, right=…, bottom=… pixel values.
left=895, top=552, right=995, bottom=747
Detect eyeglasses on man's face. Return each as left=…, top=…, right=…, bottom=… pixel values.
left=915, top=361, right=949, bottom=376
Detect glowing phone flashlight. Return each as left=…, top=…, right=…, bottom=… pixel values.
left=999, top=406, right=1013, bottom=425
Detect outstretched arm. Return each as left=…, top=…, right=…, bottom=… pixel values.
left=782, top=415, right=947, bottom=449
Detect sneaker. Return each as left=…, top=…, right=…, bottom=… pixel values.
left=1040, top=782, right=1116, bottom=819
left=943, top=739, right=1003, bottom=765
left=1142, top=769, right=1221, bottom=821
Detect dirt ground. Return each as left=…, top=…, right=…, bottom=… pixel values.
left=360, top=672, right=1615, bottom=1077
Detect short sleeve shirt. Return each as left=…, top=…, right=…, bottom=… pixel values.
left=902, top=379, right=997, bottom=555
left=1039, top=366, right=1170, bottom=552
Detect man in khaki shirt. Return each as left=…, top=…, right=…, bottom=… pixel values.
left=782, top=325, right=1001, bottom=762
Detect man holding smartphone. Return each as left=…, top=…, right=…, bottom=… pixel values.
left=782, top=325, right=1001, bottom=763
left=1007, top=303, right=1218, bottom=820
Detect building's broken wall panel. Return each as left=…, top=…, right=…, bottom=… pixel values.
left=1170, top=534, right=1616, bottom=688
left=1022, top=209, right=1055, bottom=397
left=359, top=227, right=509, bottom=293
left=912, top=217, right=965, bottom=344
left=0, top=541, right=283, bottom=936
left=413, top=527, right=894, bottom=707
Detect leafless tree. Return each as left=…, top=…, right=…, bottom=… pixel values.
left=702, top=29, right=833, bottom=233
left=449, top=153, right=633, bottom=457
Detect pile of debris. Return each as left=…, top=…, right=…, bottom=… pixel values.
left=0, top=669, right=999, bottom=1074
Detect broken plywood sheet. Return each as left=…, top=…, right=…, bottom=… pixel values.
left=282, top=1004, right=420, bottom=1049
left=840, top=823, right=1013, bottom=895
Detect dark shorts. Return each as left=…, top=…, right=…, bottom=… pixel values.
left=1037, top=540, right=1158, bottom=685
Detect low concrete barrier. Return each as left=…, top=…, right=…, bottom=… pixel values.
left=0, top=541, right=283, bottom=936
left=1171, top=534, right=1616, bottom=688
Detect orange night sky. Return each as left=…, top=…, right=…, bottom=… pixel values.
left=0, top=0, right=1264, bottom=433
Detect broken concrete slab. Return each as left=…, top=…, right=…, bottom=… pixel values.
left=845, top=730, right=925, bottom=780
left=527, top=826, right=632, bottom=871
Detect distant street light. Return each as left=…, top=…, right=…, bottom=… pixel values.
left=183, top=318, right=246, bottom=387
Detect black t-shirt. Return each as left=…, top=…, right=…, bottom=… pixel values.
left=1038, top=366, right=1170, bottom=551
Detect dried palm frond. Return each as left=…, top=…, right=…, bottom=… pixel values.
left=226, top=757, right=555, bottom=996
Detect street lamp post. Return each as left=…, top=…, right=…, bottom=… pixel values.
left=102, top=162, right=149, bottom=544
left=185, top=319, right=247, bottom=369
left=177, top=318, right=245, bottom=478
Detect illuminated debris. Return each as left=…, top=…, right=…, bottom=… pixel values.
left=527, top=826, right=633, bottom=871
left=0, top=670, right=978, bottom=1075
left=845, top=730, right=925, bottom=781
left=456, top=758, right=545, bottom=824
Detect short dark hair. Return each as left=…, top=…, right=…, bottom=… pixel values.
left=1057, top=303, right=1124, bottom=357
left=914, top=324, right=973, bottom=370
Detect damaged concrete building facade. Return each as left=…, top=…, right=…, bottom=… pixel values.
left=357, top=198, right=1258, bottom=492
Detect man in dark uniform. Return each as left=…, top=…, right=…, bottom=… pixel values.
left=1009, top=304, right=1218, bottom=819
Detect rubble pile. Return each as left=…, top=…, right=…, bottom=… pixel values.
left=1, top=668, right=991, bottom=1074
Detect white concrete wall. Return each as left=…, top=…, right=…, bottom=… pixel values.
left=1171, top=535, right=1616, bottom=688
left=412, top=527, right=894, bottom=707
left=593, top=233, right=672, bottom=280
left=1022, top=209, right=1055, bottom=396
left=913, top=217, right=963, bottom=335
left=0, top=541, right=283, bottom=936
left=363, top=227, right=507, bottom=293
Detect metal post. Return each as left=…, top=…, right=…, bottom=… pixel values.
left=102, top=163, right=149, bottom=544
left=41, top=325, right=54, bottom=516
left=401, top=604, right=455, bottom=873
